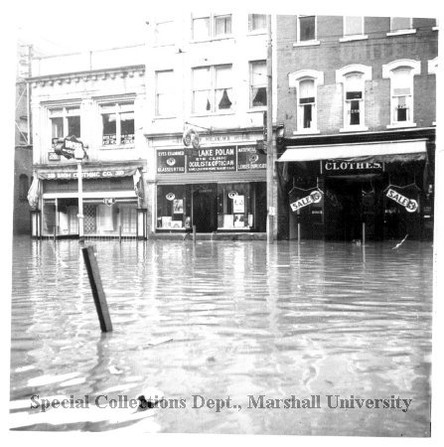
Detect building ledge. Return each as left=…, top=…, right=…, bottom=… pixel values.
left=339, top=35, right=368, bottom=42
left=386, top=29, right=417, bottom=37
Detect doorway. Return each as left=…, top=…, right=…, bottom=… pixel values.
left=192, top=184, right=217, bottom=232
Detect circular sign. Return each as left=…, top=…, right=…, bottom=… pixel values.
left=310, top=190, right=323, bottom=204
left=248, top=154, right=259, bottom=163
left=406, top=199, right=419, bottom=213
left=166, top=157, right=176, bottom=166
left=228, top=191, right=238, bottom=199
left=166, top=193, right=175, bottom=201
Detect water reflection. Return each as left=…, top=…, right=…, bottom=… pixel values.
left=10, top=236, right=432, bottom=436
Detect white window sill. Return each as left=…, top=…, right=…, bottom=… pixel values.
left=247, top=107, right=267, bottom=113
left=387, top=29, right=417, bottom=37
left=292, top=130, right=321, bottom=135
left=339, top=35, right=368, bottom=42
left=153, top=115, right=177, bottom=120
left=247, top=30, right=267, bottom=36
left=433, top=121, right=436, bottom=126
left=191, top=35, right=234, bottom=44
left=339, top=126, right=369, bottom=132
left=293, top=40, right=321, bottom=48
left=190, top=111, right=235, bottom=117
left=386, top=123, right=417, bottom=129
left=433, top=27, right=439, bottom=31
left=100, top=145, right=135, bottom=150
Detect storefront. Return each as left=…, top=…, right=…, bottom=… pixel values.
left=29, top=162, right=146, bottom=238
left=156, top=144, right=267, bottom=233
left=277, top=133, right=435, bottom=241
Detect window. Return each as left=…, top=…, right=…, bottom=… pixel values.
left=298, top=16, right=316, bottom=42
left=49, top=107, right=81, bottom=147
left=101, top=103, right=135, bottom=146
left=288, top=69, right=324, bottom=133
left=192, top=65, right=233, bottom=114
left=391, top=17, right=412, bottom=32
left=154, top=20, right=174, bottom=46
left=344, top=16, right=363, bottom=36
left=155, top=70, right=175, bottom=116
left=382, top=60, right=420, bottom=127
left=192, top=13, right=232, bottom=40
left=250, top=61, right=267, bottom=108
left=19, top=174, right=28, bottom=201
left=248, top=14, right=267, bottom=32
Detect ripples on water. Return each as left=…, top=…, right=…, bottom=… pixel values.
left=10, top=236, right=432, bottom=435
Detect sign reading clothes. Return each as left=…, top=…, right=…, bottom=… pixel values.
left=322, top=160, right=384, bottom=175
left=157, top=145, right=265, bottom=174
left=157, top=150, right=186, bottom=174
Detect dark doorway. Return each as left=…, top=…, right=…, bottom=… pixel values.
left=192, top=184, right=217, bottom=232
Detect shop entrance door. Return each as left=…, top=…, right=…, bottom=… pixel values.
left=192, top=184, right=217, bottom=232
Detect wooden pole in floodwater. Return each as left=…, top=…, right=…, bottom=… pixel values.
left=81, top=245, right=113, bottom=332
left=193, top=225, right=196, bottom=243
left=362, top=222, right=366, bottom=247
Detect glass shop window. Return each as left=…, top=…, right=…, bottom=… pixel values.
left=217, top=183, right=253, bottom=230
left=157, top=185, right=189, bottom=229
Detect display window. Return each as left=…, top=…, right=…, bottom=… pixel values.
left=157, top=185, right=189, bottom=230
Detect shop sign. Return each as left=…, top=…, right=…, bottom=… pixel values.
left=38, top=168, right=138, bottom=180
left=157, top=150, right=186, bottom=174
left=290, top=190, right=323, bottom=212
left=237, top=146, right=266, bottom=170
left=187, top=147, right=236, bottom=172
left=386, top=188, right=418, bottom=213
left=322, top=160, right=383, bottom=175
left=48, top=152, right=60, bottom=161
left=233, top=195, right=245, bottom=213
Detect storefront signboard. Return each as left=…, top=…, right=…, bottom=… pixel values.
left=157, top=150, right=186, bottom=174
left=386, top=188, right=418, bottom=213
left=187, top=147, right=236, bottom=172
left=38, top=167, right=139, bottom=180
left=290, top=190, right=323, bottom=212
left=237, top=146, right=267, bottom=170
left=322, top=160, right=384, bottom=175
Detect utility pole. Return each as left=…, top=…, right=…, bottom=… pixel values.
left=266, top=15, right=274, bottom=244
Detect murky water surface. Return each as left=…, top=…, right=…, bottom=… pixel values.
left=10, top=237, right=432, bottom=435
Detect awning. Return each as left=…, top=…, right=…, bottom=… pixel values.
left=278, top=139, right=427, bottom=163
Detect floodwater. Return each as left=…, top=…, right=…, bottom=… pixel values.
left=10, top=236, right=432, bottom=436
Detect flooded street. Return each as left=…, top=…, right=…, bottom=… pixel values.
left=9, top=236, right=432, bottom=436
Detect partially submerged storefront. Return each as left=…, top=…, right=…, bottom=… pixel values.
left=277, top=130, right=435, bottom=241
left=155, top=142, right=267, bottom=234
left=28, top=162, right=146, bottom=238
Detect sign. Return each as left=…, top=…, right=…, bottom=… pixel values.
left=237, top=146, right=266, bottom=170
left=322, top=160, right=383, bottom=175
left=386, top=188, right=418, bottom=213
left=290, top=190, right=323, bottom=212
left=157, top=150, right=186, bottom=174
left=187, top=147, right=236, bottom=172
left=53, top=136, right=86, bottom=160
left=48, top=152, right=60, bottom=161
left=233, top=195, right=245, bottom=213
left=38, top=167, right=139, bottom=180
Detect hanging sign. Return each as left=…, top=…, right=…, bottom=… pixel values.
left=166, top=192, right=175, bottom=201
left=290, top=190, right=323, bottom=212
left=386, top=188, right=418, bottom=213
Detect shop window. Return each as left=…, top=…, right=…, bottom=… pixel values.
left=49, top=107, right=81, bottom=147
left=248, top=14, right=267, bottom=32
left=154, top=19, right=174, bottom=46
left=298, top=16, right=316, bottom=42
left=343, top=16, right=364, bottom=37
left=383, top=60, right=420, bottom=127
left=192, top=65, right=233, bottom=114
left=250, top=61, right=267, bottom=108
left=192, top=13, right=232, bottom=40
left=157, top=185, right=188, bottom=229
left=155, top=70, right=175, bottom=116
left=101, top=103, right=135, bottom=146
left=18, top=174, right=28, bottom=201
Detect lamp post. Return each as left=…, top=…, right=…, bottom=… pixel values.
left=74, top=144, right=86, bottom=241
left=266, top=14, right=274, bottom=244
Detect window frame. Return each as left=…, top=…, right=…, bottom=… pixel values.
left=191, top=64, right=234, bottom=115
left=249, top=60, right=267, bottom=109
left=154, top=19, right=175, bottom=46
left=387, top=17, right=416, bottom=36
left=99, top=102, right=135, bottom=148
left=49, top=106, right=81, bottom=147
left=340, top=16, right=368, bottom=42
left=248, top=14, right=267, bottom=33
left=382, top=59, right=420, bottom=128
left=296, top=15, right=319, bottom=45
left=191, top=13, right=233, bottom=41
left=155, top=70, right=175, bottom=117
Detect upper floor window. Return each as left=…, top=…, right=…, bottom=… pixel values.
left=344, top=16, right=364, bottom=36
left=192, top=65, right=233, bottom=114
left=192, top=13, right=232, bottom=40
left=298, top=16, right=316, bottom=42
left=382, top=59, right=420, bottom=127
left=50, top=107, right=80, bottom=147
left=154, top=20, right=175, bottom=46
left=250, top=61, right=267, bottom=108
left=336, top=64, right=372, bottom=130
left=19, top=174, right=28, bottom=201
left=289, top=69, right=324, bottom=133
left=248, top=14, right=267, bottom=32
left=101, top=103, right=135, bottom=146
left=155, top=70, right=175, bottom=116
left=391, top=17, right=412, bottom=32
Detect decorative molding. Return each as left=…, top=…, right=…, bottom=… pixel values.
left=382, top=59, right=421, bottom=78
left=336, top=64, right=372, bottom=83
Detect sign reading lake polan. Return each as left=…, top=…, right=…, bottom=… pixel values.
left=290, top=190, right=323, bottom=212
left=386, top=188, right=418, bottom=213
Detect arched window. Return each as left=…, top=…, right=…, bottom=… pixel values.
left=383, top=59, right=420, bottom=127
left=19, top=174, right=28, bottom=202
